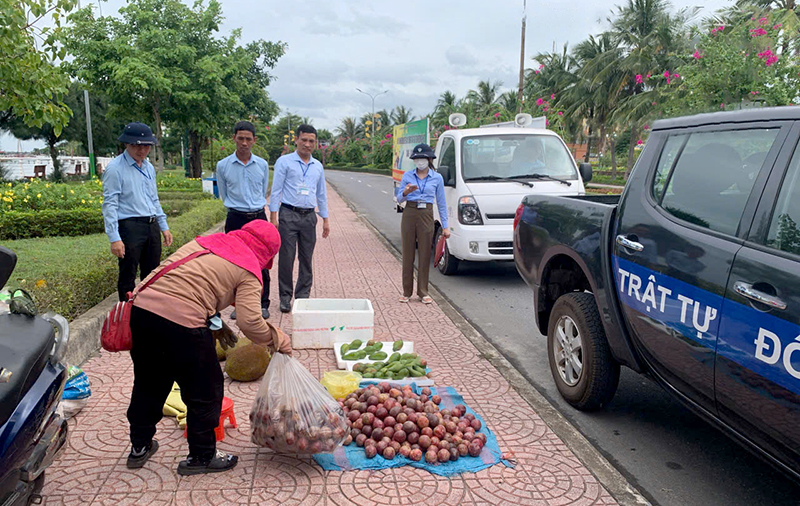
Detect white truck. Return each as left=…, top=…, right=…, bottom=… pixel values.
left=418, top=114, right=593, bottom=274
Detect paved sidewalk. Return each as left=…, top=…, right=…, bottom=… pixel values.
left=43, top=186, right=619, bottom=505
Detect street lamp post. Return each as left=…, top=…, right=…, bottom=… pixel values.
left=356, top=88, right=387, bottom=151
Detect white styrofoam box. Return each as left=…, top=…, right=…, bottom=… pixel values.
left=333, top=341, right=414, bottom=370
left=202, top=179, right=214, bottom=194
left=291, top=298, right=374, bottom=349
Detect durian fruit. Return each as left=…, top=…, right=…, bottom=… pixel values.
left=225, top=343, right=270, bottom=381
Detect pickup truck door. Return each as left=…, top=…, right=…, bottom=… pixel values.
left=613, top=123, right=792, bottom=412
left=715, top=125, right=800, bottom=475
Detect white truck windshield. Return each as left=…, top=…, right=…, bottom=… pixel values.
left=461, top=134, right=578, bottom=181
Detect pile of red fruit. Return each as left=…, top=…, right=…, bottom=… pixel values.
left=250, top=397, right=348, bottom=454
left=339, top=383, right=487, bottom=463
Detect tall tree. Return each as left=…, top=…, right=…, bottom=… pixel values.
left=62, top=0, right=284, bottom=175
left=390, top=105, right=415, bottom=125
left=336, top=117, right=361, bottom=139
left=59, top=83, right=126, bottom=158
left=466, top=80, right=503, bottom=117
left=1, top=0, right=75, bottom=132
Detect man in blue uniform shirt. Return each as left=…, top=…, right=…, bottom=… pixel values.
left=102, top=122, right=173, bottom=301
left=269, top=124, right=330, bottom=313
left=216, top=120, right=272, bottom=319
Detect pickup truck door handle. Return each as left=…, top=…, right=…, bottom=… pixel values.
left=616, top=235, right=644, bottom=252
left=734, top=282, right=787, bottom=310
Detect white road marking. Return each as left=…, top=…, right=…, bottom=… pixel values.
left=358, top=180, right=362, bottom=183
left=367, top=184, right=372, bottom=188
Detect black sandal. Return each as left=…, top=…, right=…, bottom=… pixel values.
left=177, top=450, right=238, bottom=476
left=126, top=440, right=159, bottom=469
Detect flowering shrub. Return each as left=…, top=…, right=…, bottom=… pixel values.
left=156, top=172, right=202, bottom=191
left=0, top=179, right=102, bottom=213
left=659, top=12, right=799, bottom=115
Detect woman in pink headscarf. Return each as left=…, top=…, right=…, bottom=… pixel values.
left=124, top=220, right=290, bottom=476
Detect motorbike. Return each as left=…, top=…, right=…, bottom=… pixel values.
left=0, top=246, right=70, bottom=506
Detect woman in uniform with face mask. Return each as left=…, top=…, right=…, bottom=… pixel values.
left=395, top=143, right=450, bottom=304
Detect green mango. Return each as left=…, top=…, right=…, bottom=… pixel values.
left=401, top=353, right=418, bottom=360
left=349, top=339, right=363, bottom=349
left=392, top=340, right=404, bottom=352
left=342, top=351, right=361, bottom=360
left=340, top=343, right=350, bottom=355
left=388, top=352, right=401, bottom=363
left=368, top=351, right=388, bottom=361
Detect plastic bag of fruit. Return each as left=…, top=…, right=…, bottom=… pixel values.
left=249, top=352, right=348, bottom=454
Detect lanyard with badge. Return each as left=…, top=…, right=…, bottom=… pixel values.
left=414, top=173, right=428, bottom=208
left=298, top=160, right=311, bottom=196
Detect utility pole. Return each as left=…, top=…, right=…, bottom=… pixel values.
left=517, top=0, right=527, bottom=113
left=83, top=90, right=96, bottom=178
left=356, top=88, right=388, bottom=151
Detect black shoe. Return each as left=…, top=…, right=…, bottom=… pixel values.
left=177, top=450, right=238, bottom=476
left=126, top=440, right=159, bottom=469
left=261, top=307, right=270, bottom=319
left=280, top=300, right=291, bottom=313
left=230, top=309, right=237, bottom=320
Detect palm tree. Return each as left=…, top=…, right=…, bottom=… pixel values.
left=336, top=117, right=361, bottom=139
left=390, top=106, right=415, bottom=125
left=498, top=91, right=520, bottom=116
left=466, top=80, right=503, bottom=117
left=432, top=91, right=460, bottom=129
left=723, top=0, right=800, bottom=53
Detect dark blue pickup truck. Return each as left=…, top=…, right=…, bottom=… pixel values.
left=513, top=107, right=800, bottom=480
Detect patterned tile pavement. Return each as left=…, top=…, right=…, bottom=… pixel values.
left=43, top=186, right=619, bottom=505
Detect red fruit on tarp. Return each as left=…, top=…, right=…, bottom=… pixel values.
left=439, top=440, right=451, bottom=451
left=437, top=448, right=450, bottom=463
left=355, top=434, right=367, bottom=447
left=344, top=435, right=353, bottom=446
left=445, top=421, right=457, bottom=434
left=373, top=419, right=384, bottom=430
left=376, top=406, right=389, bottom=420
left=458, top=443, right=469, bottom=457
left=383, top=416, right=396, bottom=427
left=421, top=427, right=433, bottom=437
left=440, top=409, right=451, bottom=418
left=399, top=446, right=411, bottom=458
left=389, top=406, right=402, bottom=418
left=430, top=436, right=441, bottom=447
left=407, top=432, right=420, bottom=445
left=475, top=433, right=487, bottom=446
left=455, top=404, right=467, bottom=414
left=362, top=412, right=374, bottom=426
left=383, top=427, right=395, bottom=440
left=383, top=446, right=396, bottom=460
left=396, top=412, right=408, bottom=424
left=365, top=445, right=378, bottom=459
left=376, top=440, right=388, bottom=454
left=378, top=382, right=391, bottom=393
left=425, top=450, right=438, bottom=463
left=410, top=449, right=423, bottom=462
left=449, top=448, right=459, bottom=461
left=432, top=395, right=442, bottom=405
left=407, top=412, right=418, bottom=423
left=471, top=419, right=482, bottom=431
left=393, top=430, right=407, bottom=443
left=348, top=411, right=361, bottom=422
left=418, top=435, right=432, bottom=449
left=361, top=425, right=373, bottom=437
left=417, top=416, right=430, bottom=429
left=421, top=387, right=432, bottom=396
left=403, top=421, right=417, bottom=434
left=390, top=441, right=401, bottom=452
left=433, top=425, right=446, bottom=440
left=367, top=405, right=378, bottom=414
left=371, top=428, right=384, bottom=441
left=468, top=441, right=482, bottom=457
left=350, top=428, right=361, bottom=440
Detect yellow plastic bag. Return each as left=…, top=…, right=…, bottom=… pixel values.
left=321, top=370, right=362, bottom=399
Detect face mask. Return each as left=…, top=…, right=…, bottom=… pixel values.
left=414, top=159, right=429, bottom=170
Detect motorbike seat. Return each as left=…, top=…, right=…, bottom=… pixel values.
left=0, top=314, right=55, bottom=428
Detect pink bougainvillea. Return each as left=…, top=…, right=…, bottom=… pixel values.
left=385, top=133, right=392, bottom=139
left=493, top=112, right=501, bottom=118
left=550, top=93, right=555, bottom=99
left=693, top=50, right=703, bottom=59
left=637, top=139, right=643, bottom=145
left=557, top=111, right=564, bottom=116
left=759, top=17, right=768, bottom=25
left=663, top=70, right=671, bottom=84
left=774, top=24, right=782, bottom=29
left=265, top=126, right=270, bottom=131
left=635, top=74, right=643, bottom=84
left=536, top=98, right=544, bottom=106
left=750, top=28, right=767, bottom=37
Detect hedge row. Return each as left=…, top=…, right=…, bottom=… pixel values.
left=0, top=197, right=209, bottom=240
left=6, top=199, right=227, bottom=320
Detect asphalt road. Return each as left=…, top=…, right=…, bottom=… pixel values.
left=326, top=170, right=800, bottom=506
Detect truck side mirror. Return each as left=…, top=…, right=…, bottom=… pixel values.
left=439, top=165, right=455, bottom=187
left=579, top=162, right=592, bottom=183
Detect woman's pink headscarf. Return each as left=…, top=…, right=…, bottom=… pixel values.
left=195, top=220, right=280, bottom=285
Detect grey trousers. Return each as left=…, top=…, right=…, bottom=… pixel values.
left=278, top=207, right=318, bottom=302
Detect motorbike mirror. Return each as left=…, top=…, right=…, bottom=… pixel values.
left=0, top=246, right=17, bottom=290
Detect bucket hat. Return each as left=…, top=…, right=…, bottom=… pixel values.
left=118, top=122, right=158, bottom=145
left=409, top=143, right=436, bottom=159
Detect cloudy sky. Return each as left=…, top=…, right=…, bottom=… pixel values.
left=2, top=0, right=732, bottom=151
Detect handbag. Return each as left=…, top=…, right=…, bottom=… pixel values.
left=434, top=234, right=446, bottom=268
left=101, top=249, right=211, bottom=352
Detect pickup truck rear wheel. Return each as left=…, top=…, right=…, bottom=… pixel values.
left=547, top=292, right=619, bottom=410
left=435, top=226, right=459, bottom=275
